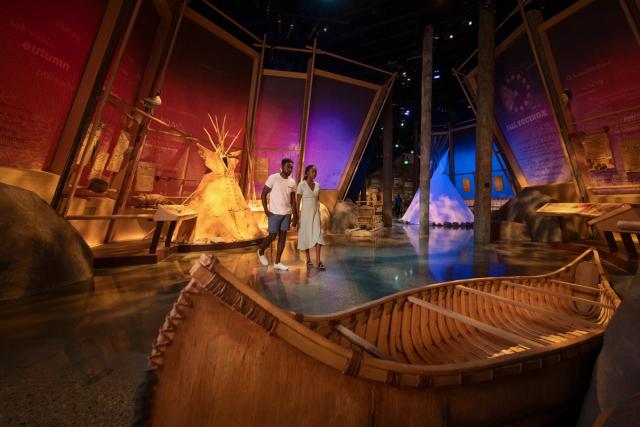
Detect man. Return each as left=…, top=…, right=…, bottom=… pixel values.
left=257, top=158, right=298, bottom=271
left=394, top=193, right=403, bottom=217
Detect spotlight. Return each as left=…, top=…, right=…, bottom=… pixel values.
left=402, top=71, right=407, bottom=77
left=403, top=110, right=410, bottom=117
left=468, top=20, right=473, bottom=26
left=410, top=150, right=414, bottom=154
left=394, top=144, right=399, bottom=148
left=323, top=26, right=328, bottom=32
left=449, top=34, right=454, bottom=39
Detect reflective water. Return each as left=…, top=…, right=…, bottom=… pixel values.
left=215, top=226, right=586, bottom=314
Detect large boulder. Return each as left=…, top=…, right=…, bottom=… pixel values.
left=0, top=183, right=93, bottom=300
left=330, top=200, right=357, bottom=234
left=578, top=270, right=640, bottom=426
left=497, top=188, right=563, bottom=242
left=319, top=202, right=331, bottom=234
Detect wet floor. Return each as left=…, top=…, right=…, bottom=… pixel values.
left=0, top=226, right=629, bottom=425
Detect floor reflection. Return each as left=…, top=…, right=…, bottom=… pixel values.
left=215, top=225, right=585, bottom=314
left=0, top=225, right=617, bottom=425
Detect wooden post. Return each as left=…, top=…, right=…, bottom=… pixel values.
left=522, top=7, right=589, bottom=202
left=474, top=0, right=495, bottom=245
left=413, top=120, right=420, bottom=193
left=382, top=95, right=393, bottom=227
left=297, top=38, right=317, bottom=183
left=448, top=122, right=455, bottom=183
left=242, top=34, right=267, bottom=199
left=61, top=0, right=144, bottom=216
left=104, top=0, right=187, bottom=242
left=50, top=0, right=127, bottom=210
left=419, top=24, right=434, bottom=235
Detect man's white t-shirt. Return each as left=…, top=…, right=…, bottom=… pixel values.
left=265, top=173, right=296, bottom=215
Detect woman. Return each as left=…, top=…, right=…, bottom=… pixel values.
left=296, top=165, right=325, bottom=270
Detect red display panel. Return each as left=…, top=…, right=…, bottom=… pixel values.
left=253, top=75, right=306, bottom=193
left=0, top=0, right=107, bottom=170
left=140, top=14, right=254, bottom=196
left=304, top=76, right=376, bottom=190
left=546, top=0, right=640, bottom=189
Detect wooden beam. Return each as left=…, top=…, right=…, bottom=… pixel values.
left=500, top=281, right=614, bottom=309
left=547, top=279, right=604, bottom=294
left=296, top=38, right=317, bottom=183
left=313, top=69, right=381, bottom=91
left=620, top=0, right=640, bottom=46
left=334, top=325, right=393, bottom=360
left=50, top=0, right=126, bottom=208
left=455, top=285, right=601, bottom=329
left=183, top=8, right=259, bottom=59
left=337, top=73, right=396, bottom=202
left=62, top=0, right=145, bottom=216
left=309, top=46, right=393, bottom=76
left=538, top=0, right=595, bottom=32
left=521, top=7, right=588, bottom=201
left=419, top=24, right=433, bottom=235
left=407, top=296, right=544, bottom=349
left=105, top=0, right=188, bottom=242
left=201, top=0, right=262, bottom=44
left=243, top=35, right=266, bottom=199
left=263, top=69, right=307, bottom=79
left=474, top=1, right=495, bottom=244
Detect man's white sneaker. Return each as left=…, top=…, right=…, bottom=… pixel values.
left=274, top=262, right=289, bottom=271
left=257, top=250, right=269, bottom=267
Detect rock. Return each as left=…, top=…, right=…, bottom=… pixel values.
left=578, top=269, right=640, bottom=426
left=0, top=183, right=93, bottom=300
left=319, top=203, right=331, bottom=234
left=330, top=200, right=357, bottom=234
left=497, top=188, right=563, bottom=242
left=498, top=221, right=530, bottom=241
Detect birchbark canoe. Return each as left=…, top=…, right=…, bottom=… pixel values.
left=136, top=248, right=620, bottom=426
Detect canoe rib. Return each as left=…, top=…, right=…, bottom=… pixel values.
left=407, top=296, right=544, bottom=349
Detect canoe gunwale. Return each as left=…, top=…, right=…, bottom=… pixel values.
left=172, top=248, right=619, bottom=387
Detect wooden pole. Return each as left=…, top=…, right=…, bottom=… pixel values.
left=474, top=0, right=495, bottom=245
left=419, top=24, right=434, bottom=235
left=61, top=0, right=144, bottom=216
left=448, top=122, right=455, bottom=183
left=413, top=119, right=419, bottom=193
left=104, top=0, right=187, bottom=242
left=522, top=7, right=589, bottom=202
left=382, top=95, right=393, bottom=227
left=243, top=34, right=267, bottom=199
left=297, top=38, right=317, bottom=183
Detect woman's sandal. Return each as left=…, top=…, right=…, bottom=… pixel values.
left=317, top=262, right=326, bottom=271
left=306, top=260, right=313, bottom=267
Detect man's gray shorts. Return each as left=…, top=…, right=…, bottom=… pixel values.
left=268, top=214, right=291, bottom=234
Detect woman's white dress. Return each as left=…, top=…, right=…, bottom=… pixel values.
left=297, top=180, right=325, bottom=250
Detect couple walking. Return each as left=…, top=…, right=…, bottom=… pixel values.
left=257, top=158, right=325, bottom=271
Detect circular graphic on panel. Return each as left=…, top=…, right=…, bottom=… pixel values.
left=500, top=72, right=532, bottom=113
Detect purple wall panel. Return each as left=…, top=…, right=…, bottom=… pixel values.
left=253, top=75, right=305, bottom=192
left=305, top=76, right=376, bottom=190
left=494, top=33, right=570, bottom=185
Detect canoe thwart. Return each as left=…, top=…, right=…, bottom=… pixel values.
left=334, top=324, right=393, bottom=360
left=407, top=296, right=544, bottom=350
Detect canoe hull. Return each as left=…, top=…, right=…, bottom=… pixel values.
left=140, top=288, right=599, bottom=427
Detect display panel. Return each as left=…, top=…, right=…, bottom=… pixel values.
left=451, top=126, right=515, bottom=200
left=304, top=75, right=376, bottom=190
left=253, top=74, right=306, bottom=193
left=493, top=32, right=571, bottom=186
left=0, top=0, right=107, bottom=170
left=141, top=12, right=254, bottom=196
left=545, top=0, right=640, bottom=191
